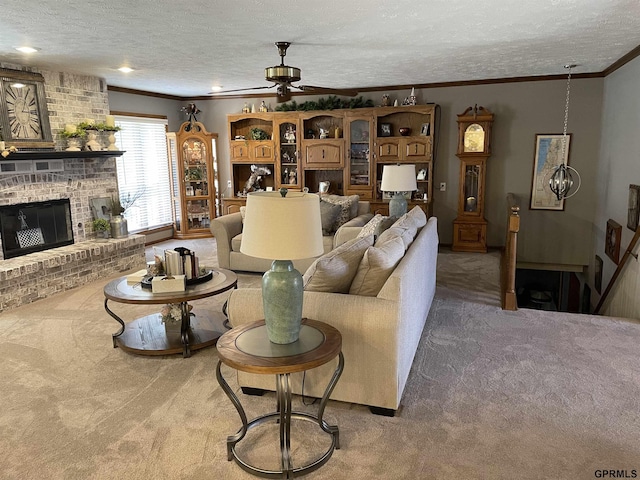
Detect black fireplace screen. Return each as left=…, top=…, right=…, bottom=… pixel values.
left=0, top=199, right=74, bottom=259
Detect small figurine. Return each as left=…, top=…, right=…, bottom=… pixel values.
left=259, top=101, right=268, bottom=112
left=319, top=128, right=329, bottom=139
left=242, top=102, right=250, bottom=113
left=284, top=125, right=296, bottom=143
left=381, top=94, right=391, bottom=107
left=289, top=168, right=297, bottom=185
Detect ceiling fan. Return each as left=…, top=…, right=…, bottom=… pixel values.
left=209, top=42, right=359, bottom=102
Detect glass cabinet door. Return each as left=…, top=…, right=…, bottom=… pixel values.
left=278, top=120, right=300, bottom=188
left=348, top=119, right=371, bottom=187
left=183, top=138, right=211, bottom=229
left=464, top=165, right=481, bottom=213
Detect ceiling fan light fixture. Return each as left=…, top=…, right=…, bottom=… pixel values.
left=265, top=65, right=301, bottom=84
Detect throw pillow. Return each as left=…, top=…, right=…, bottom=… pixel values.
left=376, top=224, right=417, bottom=250
left=407, top=206, right=427, bottom=229
left=319, top=200, right=342, bottom=236
left=320, top=194, right=360, bottom=232
left=239, top=206, right=246, bottom=223
left=303, top=234, right=374, bottom=293
left=349, top=234, right=406, bottom=297
left=357, top=214, right=394, bottom=240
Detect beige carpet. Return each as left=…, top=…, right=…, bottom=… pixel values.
left=1, top=240, right=640, bottom=479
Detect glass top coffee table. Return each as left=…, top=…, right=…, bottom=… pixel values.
left=103, top=268, right=237, bottom=358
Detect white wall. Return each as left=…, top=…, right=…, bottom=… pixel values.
left=592, top=57, right=640, bottom=317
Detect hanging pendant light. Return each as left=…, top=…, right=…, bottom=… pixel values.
left=549, top=64, right=581, bottom=200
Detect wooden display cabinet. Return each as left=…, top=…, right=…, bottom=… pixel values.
left=452, top=105, right=494, bottom=253
left=370, top=200, right=429, bottom=217
left=221, top=197, right=246, bottom=215
left=167, top=122, right=218, bottom=238
left=223, top=105, right=437, bottom=214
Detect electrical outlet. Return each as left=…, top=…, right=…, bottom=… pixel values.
left=227, top=180, right=232, bottom=188
left=439, top=182, right=446, bottom=192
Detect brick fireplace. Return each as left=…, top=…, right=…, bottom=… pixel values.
left=0, top=65, right=146, bottom=311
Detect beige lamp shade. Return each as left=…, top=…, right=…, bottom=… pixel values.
left=380, top=164, right=417, bottom=192
left=240, top=191, right=324, bottom=260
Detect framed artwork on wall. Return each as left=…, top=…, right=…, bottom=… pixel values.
left=594, top=255, right=603, bottom=294
left=529, top=133, right=572, bottom=211
left=627, top=184, right=640, bottom=231
left=605, top=219, right=622, bottom=264
left=90, top=197, right=111, bottom=221
left=0, top=68, right=54, bottom=149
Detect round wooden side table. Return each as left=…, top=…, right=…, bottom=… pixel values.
left=103, top=268, right=237, bottom=358
left=216, top=318, right=344, bottom=479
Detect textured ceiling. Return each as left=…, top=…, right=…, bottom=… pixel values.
left=1, top=0, right=639, bottom=98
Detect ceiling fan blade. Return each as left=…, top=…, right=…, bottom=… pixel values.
left=295, top=85, right=359, bottom=97
left=208, top=84, right=276, bottom=95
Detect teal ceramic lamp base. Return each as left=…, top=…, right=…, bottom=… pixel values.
left=388, top=193, right=408, bottom=218
left=262, top=260, right=303, bottom=344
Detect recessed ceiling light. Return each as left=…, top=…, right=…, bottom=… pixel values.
left=10, top=83, right=26, bottom=88
left=210, top=85, right=223, bottom=92
left=118, top=67, right=134, bottom=73
left=15, top=46, right=40, bottom=53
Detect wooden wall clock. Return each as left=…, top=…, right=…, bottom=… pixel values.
left=452, top=105, right=494, bottom=253
left=0, top=68, right=54, bottom=149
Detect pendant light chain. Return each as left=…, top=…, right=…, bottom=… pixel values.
left=561, top=64, right=573, bottom=161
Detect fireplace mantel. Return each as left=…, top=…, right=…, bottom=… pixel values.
left=3, top=151, right=125, bottom=160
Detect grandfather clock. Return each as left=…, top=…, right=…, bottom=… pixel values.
left=452, top=105, right=494, bottom=252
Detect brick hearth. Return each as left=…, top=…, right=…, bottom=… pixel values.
left=0, top=235, right=145, bottom=312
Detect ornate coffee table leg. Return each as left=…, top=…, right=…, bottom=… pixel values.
left=180, top=302, right=191, bottom=358
left=104, top=298, right=125, bottom=348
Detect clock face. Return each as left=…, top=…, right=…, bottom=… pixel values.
left=463, top=123, right=485, bottom=153
left=5, top=83, right=43, bottom=139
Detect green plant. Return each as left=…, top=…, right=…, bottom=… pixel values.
left=275, top=95, right=374, bottom=112
left=92, top=218, right=110, bottom=232
left=95, top=122, right=121, bottom=132
left=59, top=129, right=87, bottom=139
left=249, top=127, right=269, bottom=140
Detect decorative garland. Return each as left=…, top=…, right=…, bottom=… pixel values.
left=275, top=95, right=374, bottom=112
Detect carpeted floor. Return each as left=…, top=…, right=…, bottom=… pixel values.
left=1, top=240, right=639, bottom=479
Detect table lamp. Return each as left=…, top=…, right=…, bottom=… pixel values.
left=240, top=189, right=324, bottom=344
left=380, top=164, right=417, bottom=217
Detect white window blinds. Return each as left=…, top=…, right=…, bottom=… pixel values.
left=114, top=116, right=172, bottom=232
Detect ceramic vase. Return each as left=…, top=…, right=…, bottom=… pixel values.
left=65, top=138, right=81, bottom=151
left=262, top=260, right=303, bottom=344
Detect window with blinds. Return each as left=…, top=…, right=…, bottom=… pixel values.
left=114, top=116, right=172, bottom=232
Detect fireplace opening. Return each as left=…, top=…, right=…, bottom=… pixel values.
left=0, top=199, right=74, bottom=259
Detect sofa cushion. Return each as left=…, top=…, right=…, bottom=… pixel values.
left=357, top=214, right=395, bottom=240
left=319, top=200, right=342, bottom=236
left=239, top=206, right=246, bottom=223
left=303, top=234, right=374, bottom=293
left=349, top=234, right=406, bottom=296
left=320, top=194, right=360, bottom=232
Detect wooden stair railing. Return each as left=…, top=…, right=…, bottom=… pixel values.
left=501, top=193, right=520, bottom=310
left=594, top=227, right=640, bottom=314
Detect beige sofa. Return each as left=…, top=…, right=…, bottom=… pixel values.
left=210, top=201, right=372, bottom=273
left=226, top=214, right=439, bottom=415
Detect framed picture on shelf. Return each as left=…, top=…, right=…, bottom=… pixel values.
left=605, top=218, right=622, bottom=264
left=594, top=255, right=603, bottom=294
left=627, top=184, right=640, bottom=231
left=379, top=123, right=392, bottom=137
left=529, top=133, right=572, bottom=211
left=420, top=123, right=430, bottom=136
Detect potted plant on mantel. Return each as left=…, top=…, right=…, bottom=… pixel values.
left=92, top=218, right=110, bottom=242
